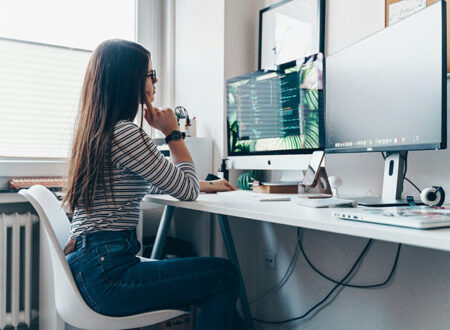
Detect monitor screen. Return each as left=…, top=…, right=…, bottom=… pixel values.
left=325, top=2, right=446, bottom=153
left=259, top=0, right=325, bottom=70
left=226, top=53, right=324, bottom=157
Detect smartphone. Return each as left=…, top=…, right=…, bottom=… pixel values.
left=301, top=151, right=325, bottom=187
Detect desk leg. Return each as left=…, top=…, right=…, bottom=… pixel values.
left=151, top=205, right=175, bottom=259
left=217, top=214, right=254, bottom=330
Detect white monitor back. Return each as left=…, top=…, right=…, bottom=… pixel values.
left=325, top=1, right=446, bottom=153
left=228, top=154, right=311, bottom=170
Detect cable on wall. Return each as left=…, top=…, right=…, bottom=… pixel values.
left=254, top=228, right=402, bottom=324
left=297, top=228, right=402, bottom=288
left=253, top=236, right=373, bottom=324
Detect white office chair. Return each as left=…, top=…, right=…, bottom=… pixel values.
left=19, top=185, right=186, bottom=330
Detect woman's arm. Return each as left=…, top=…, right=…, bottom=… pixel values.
left=149, top=178, right=237, bottom=194
left=111, top=122, right=199, bottom=201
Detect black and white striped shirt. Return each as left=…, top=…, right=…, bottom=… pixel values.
left=69, top=120, right=200, bottom=239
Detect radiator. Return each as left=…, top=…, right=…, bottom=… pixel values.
left=0, top=212, right=38, bottom=329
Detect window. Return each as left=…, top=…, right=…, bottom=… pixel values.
left=0, top=39, right=91, bottom=158
left=0, top=0, right=136, bottom=159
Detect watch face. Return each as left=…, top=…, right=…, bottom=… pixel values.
left=171, top=131, right=182, bottom=140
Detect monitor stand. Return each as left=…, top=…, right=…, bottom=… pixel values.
left=355, top=151, right=409, bottom=207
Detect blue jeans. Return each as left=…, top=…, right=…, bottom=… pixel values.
left=66, top=230, right=245, bottom=330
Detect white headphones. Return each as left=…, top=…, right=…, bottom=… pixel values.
left=420, top=186, right=445, bottom=207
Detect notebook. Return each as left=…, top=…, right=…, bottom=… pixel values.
left=334, top=206, right=450, bottom=229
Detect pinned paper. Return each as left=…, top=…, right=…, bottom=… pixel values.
left=388, top=0, right=426, bottom=25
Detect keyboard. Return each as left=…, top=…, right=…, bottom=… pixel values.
left=216, top=190, right=294, bottom=202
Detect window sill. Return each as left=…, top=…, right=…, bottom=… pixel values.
left=0, top=192, right=26, bottom=204
left=0, top=159, right=67, bottom=190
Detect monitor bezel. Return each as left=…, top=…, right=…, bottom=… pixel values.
left=258, top=0, right=326, bottom=71
left=324, top=1, right=447, bottom=154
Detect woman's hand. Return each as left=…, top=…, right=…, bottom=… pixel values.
left=200, top=179, right=237, bottom=193
left=144, top=102, right=179, bottom=136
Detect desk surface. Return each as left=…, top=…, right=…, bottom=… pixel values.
left=142, top=193, right=450, bottom=252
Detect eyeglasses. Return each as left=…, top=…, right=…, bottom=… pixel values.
left=146, top=69, right=157, bottom=84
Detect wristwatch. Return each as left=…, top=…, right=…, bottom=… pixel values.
left=165, top=130, right=185, bottom=144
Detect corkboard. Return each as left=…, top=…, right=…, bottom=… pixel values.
left=385, top=0, right=449, bottom=72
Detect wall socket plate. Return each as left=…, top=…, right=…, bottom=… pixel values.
left=264, top=251, right=276, bottom=270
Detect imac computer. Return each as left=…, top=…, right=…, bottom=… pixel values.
left=325, top=2, right=447, bottom=206
left=226, top=53, right=324, bottom=171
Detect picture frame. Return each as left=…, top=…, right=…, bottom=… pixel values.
left=258, top=0, right=325, bottom=70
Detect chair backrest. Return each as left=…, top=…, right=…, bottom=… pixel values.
left=18, top=185, right=104, bottom=326
left=22, top=186, right=70, bottom=249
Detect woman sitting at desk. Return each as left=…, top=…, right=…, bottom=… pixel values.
left=63, top=39, right=242, bottom=330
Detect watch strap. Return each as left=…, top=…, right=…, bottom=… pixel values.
left=165, top=130, right=185, bottom=144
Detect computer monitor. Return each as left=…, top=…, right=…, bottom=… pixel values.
left=226, top=53, right=324, bottom=170
left=325, top=1, right=447, bottom=205
left=258, top=0, right=325, bottom=70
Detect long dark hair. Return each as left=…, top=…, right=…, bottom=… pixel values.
left=63, top=39, right=150, bottom=214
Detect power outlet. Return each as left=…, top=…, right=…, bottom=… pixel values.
left=264, top=252, right=276, bottom=270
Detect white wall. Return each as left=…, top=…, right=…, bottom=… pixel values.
left=173, top=0, right=450, bottom=329
left=173, top=0, right=225, bottom=169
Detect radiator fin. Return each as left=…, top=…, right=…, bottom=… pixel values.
left=0, top=212, right=38, bottom=329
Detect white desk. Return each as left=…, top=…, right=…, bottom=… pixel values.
left=141, top=193, right=450, bottom=329
left=142, top=194, right=450, bottom=252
